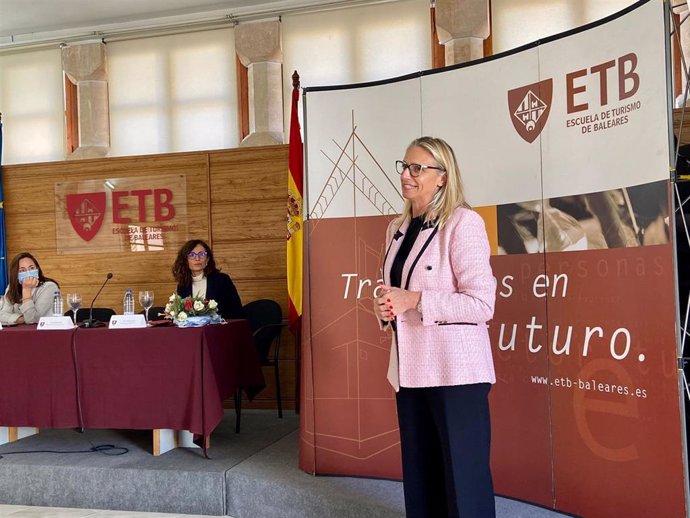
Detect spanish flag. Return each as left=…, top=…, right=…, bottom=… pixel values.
left=287, top=72, right=303, bottom=334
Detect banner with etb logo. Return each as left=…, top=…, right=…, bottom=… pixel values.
left=55, top=174, right=189, bottom=254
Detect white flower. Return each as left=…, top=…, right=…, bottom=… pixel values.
left=208, top=300, right=218, bottom=310
left=169, top=310, right=176, bottom=317
left=178, top=311, right=188, bottom=321
left=165, top=303, right=172, bottom=312
left=193, top=300, right=204, bottom=311
left=169, top=294, right=177, bottom=302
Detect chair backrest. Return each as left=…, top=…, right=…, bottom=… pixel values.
left=66, top=307, right=116, bottom=323
left=242, top=299, right=283, bottom=363
left=141, top=306, right=166, bottom=319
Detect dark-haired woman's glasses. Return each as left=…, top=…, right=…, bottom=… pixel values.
left=395, top=160, right=445, bottom=177
left=187, top=251, right=208, bottom=259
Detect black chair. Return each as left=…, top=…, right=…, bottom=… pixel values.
left=66, top=307, right=116, bottom=324
left=235, top=299, right=287, bottom=433
left=140, top=306, right=166, bottom=320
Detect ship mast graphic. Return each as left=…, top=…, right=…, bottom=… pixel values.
left=309, top=114, right=402, bottom=221
left=303, top=114, right=403, bottom=457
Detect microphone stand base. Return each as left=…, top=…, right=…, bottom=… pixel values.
left=80, top=320, right=105, bottom=328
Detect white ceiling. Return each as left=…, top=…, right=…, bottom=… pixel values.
left=0, top=1, right=251, bottom=37
left=0, top=0, right=390, bottom=47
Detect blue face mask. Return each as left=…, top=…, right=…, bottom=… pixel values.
left=18, top=270, right=39, bottom=283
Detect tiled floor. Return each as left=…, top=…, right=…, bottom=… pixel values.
left=0, top=506, right=231, bottom=518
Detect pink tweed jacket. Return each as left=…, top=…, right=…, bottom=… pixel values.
left=382, top=207, right=496, bottom=390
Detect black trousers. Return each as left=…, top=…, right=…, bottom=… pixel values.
left=396, top=383, right=495, bottom=518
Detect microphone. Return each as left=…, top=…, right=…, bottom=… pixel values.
left=81, top=273, right=113, bottom=328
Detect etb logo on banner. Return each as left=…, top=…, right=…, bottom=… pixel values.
left=55, top=174, right=189, bottom=255
left=508, top=79, right=553, bottom=143
left=66, top=192, right=106, bottom=242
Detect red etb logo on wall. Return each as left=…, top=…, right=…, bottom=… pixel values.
left=66, top=192, right=106, bottom=242
left=508, top=79, right=553, bottom=143
left=55, top=175, right=188, bottom=254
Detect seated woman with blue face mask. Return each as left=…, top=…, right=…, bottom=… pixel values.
left=0, top=252, right=60, bottom=325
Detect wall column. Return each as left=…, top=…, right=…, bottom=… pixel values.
left=235, top=21, right=284, bottom=146
left=435, top=0, right=490, bottom=65
left=62, top=42, right=110, bottom=159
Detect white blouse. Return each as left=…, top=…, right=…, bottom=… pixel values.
left=191, top=273, right=207, bottom=299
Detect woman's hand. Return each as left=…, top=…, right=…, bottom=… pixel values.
left=21, top=276, right=38, bottom=300
left=374, top=286, right=395, bottom=322
left=374, top=283, right=421, bottom=321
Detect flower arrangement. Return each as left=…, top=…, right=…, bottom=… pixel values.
left=164, top=293, right=219, bottom=323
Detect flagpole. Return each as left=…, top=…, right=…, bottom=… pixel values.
left=287, top=71, right=303, bottom=414
left=293, top=71, right=302, bottom=416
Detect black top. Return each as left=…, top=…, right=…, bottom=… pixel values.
left=390, top=216, right=424, bottom=289
left=177, top=271, right=245, bottom=320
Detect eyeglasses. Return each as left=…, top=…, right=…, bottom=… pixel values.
left=187, top=251, right=208, bottom=260
left=395, top=160, right=445, bottom=177
left=18, top=265, right=37, bottom=273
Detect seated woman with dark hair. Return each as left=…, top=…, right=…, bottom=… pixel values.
left=0, top=252, right=60, bottom=325
left=172, top=239, right=244, bottom=320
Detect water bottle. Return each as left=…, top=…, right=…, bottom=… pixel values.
left=52, top=291, right=63, bottom=317
left=123, top=288, right=135, bottom=315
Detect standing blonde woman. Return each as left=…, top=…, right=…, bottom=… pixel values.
left=374, top=137, right=497, bottom=518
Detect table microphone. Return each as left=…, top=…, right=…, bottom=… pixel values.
left=81, top=272, right=113, bottom=328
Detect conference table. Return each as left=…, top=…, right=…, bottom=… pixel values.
left=0, top=321, right=265, bottom=455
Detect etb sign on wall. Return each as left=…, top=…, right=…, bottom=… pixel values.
left=55, top=174, right=189, bottom=254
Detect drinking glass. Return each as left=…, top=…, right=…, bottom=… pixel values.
left=67, top=293, right=82, bottom=325
left=139, top=291, right=154, bottom=322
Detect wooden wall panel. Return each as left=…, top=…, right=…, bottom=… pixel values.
left=5, top=153, right=211, bottom=210
left=3, top=145, right=296, bottom=411
left=214, top=240, right=286, bottom=280
left=212, top=200, right=286, bottom=241
left=674, top=108, right=690, bottom=146
left=209, top=145, right=288, bottom=202
left=7, top=212, right=209, bottom=265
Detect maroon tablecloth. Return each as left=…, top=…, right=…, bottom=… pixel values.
left=0, top=321, right=264, bottom=438
left=0, top=327, right=78, bottom=428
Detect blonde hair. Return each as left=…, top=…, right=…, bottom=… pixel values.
left=395, top=136, right=469, bottom=230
